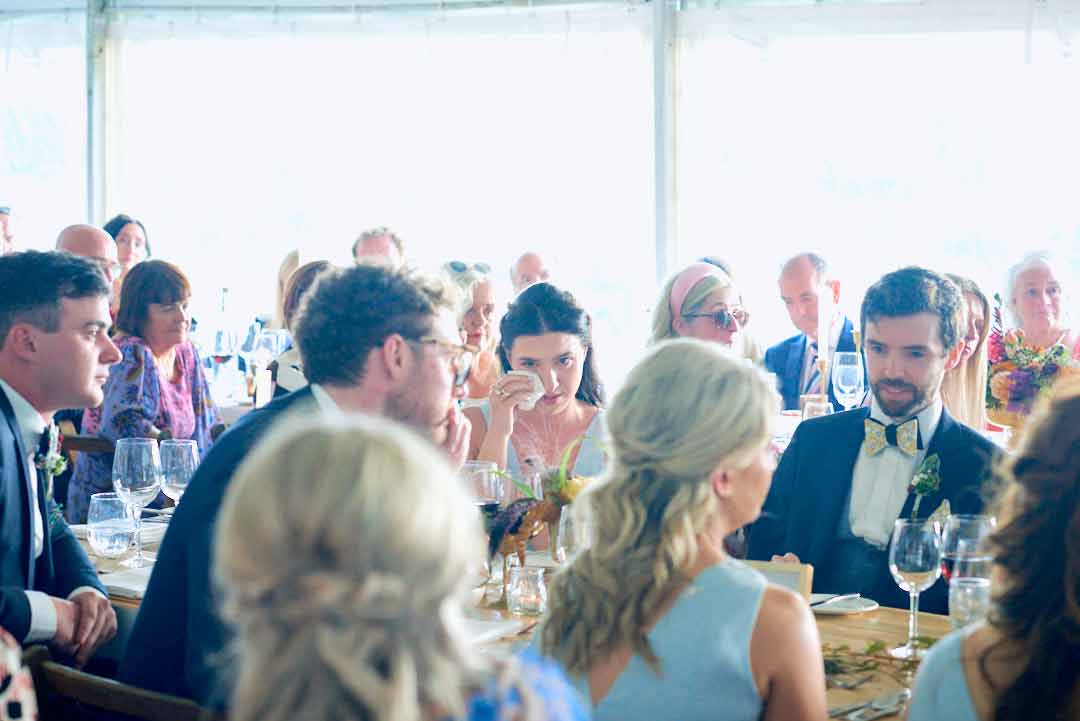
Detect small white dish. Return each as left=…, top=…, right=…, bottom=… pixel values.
left=810, top=594, right=880, bottom=616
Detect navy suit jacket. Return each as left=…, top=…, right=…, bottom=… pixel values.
left=747, top=405, right=996, bottom=615
left=764, top=317, right=862, bottom=411
left=0, top=387, right=104, bottom=641
left=119, top=386, right=316, bottom=705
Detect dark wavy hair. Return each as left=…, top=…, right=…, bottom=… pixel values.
left=497, top=282, right=604, bottom=407
left=980, top=375, right=1080, bottom=721
left=104, top=213, right=151, bottom=258
left=861, top=266, right=962, bottom=353
left=0, top=251, right=110, bottom=347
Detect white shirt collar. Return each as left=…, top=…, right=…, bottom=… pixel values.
left=0, top=378, right=46, bottom=456
left=868, top=392, right=943, bottom=447
left=309, top=383, right=342, bottom=415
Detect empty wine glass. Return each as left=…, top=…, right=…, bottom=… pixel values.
left=208, top=329, right=239, bottom=404
left=160, top=439, right=199, bottom=504
left=252, top=329, right=290, bottom=369
left=888, top=518, right=943, bottom=659
left=86, top=492, right=134, bottom=559
left=831, top=351, right=865, bottom=412
left=112, top=438, right=163, bottom=569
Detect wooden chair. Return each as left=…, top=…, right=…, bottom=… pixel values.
left=23, top=645, right=219, bottom=721
left=745, top=559, right=815, bottom=601
left=60, top=434, right=116, bottom=455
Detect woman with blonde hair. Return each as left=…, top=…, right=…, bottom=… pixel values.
left=941, top=274, right=991, bottom=430
left=908, top=374, right=1080, bottom=721
left=650, top=262, right=761, bottom=364
left=536, top=339, right=826, bottom=721
left=443, top=261, right=500, bottom=401
left=272, top=249, right=300, bottom=330
left=215, top=415, right=588, bottom=721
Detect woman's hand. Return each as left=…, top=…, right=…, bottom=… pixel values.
left=487, top=373, right=540, bottom=436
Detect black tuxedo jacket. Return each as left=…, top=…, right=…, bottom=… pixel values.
left=748, top=405, right=997, bottom=615
left=119, top=386, right=316, bottom=706
left=0, top=387, right=104, bottom=640
left=764, top=317, right=864, bottom=412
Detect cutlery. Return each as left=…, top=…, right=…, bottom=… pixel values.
left=846, top=689, right=911, bottom=720
left=828, top=689, right=908, bottom=719
left=812, top=593, right=861, bottom=608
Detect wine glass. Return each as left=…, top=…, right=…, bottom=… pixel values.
left=888, top=518, right=943, bottom=659
left=208, top=329, right=239, bottom=404
left=160, top=439, right=199, bottom=504
left=463, top=460, right=501, bottom=532
left=252, top=329, right=289, bottom=369
left=831, top=351, right=865, bottom=412
left=112, top=438, right=163, bottom=569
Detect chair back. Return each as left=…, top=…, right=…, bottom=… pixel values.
left=23, top=645, right=218, bottom=721
left=744, top=560, right=815, bottom=601
left=61, top=434, right=116, bottom=455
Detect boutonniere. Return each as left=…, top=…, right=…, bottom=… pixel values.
left=907, top=453, right=940, bottom=520
left=34, top=424, right=67, bottom=478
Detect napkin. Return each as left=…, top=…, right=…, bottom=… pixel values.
left=102, top=566, right=154, bottom=599
left=462, top=618, right=526, bottom=645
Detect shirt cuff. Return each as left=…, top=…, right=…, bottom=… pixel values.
left=68, top=586, right=107, bottom=602
left=23, top=591, right=58, bottom=644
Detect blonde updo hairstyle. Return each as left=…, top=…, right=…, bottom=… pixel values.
left=540, top=339, right=778, bottom=676
left=215, top=415, right=541, bottom=721
left=649, top=269, right=734, bottom=345
left=442, top=263, right=497, bottom=353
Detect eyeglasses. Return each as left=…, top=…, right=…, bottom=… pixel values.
left=682, top=307, right=749, bottom=330
left=446, top=261, right=491, bottom=275
left=409, top=336, right=478, bottom=387
left=94, top=257, right=123, bottom=278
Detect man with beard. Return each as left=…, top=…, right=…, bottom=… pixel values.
left=748, top=266, right=995, bottom=615
left=119, top=264, right=473, bottom=706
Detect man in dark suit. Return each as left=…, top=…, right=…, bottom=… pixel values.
left=120, top=263, right=473, bottom=706
left=0, top=251, right=119, bottom=665
left=750, top=266, right=996, bottom=615
left=765, top=253, right=864, bottom=411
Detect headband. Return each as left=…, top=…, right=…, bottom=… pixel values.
left=669, top=262, right=730, bottom=319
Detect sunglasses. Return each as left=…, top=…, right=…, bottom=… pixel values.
left=682, top=307, right=749, bottom=330
left=409, top=336, right=478, bottom=387
left=446, top=261, right=491, bottom=275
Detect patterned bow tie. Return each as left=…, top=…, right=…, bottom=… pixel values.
left=863, top=417, right=921, bottom=456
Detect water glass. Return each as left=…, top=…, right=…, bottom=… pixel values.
left=86, top=492, right=134, bottom=559
left=113, top=437, right=163, bottom=569
left=801, top=399, right=834, bottom=421
left=888, top=518, right=943, bottom=659
left=949, top=577, right=991, bottom=630
left=831, top=352, right=865, bottom=411
left=160, top=439, right=199, bottom=503
left=463, top=460, right=502, bottom=504
left=506, top=567, right=547, bottom=616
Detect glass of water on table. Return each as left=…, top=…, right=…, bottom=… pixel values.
left=942, top=514, right=996, bottom=629
left=87, top=492, right=134, bottom=558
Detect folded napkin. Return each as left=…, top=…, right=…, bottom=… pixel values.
left=71, top=522, right=168, bottom=546
left=102, top=566, right=154, bottom=599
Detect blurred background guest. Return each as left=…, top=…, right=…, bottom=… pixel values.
left=271, top=249, right=300, bottom=330
left=537, top=340, right=826, bottom=721
left=510, top=251, right=552, bottom=295
left=444, top=261, right=500, bottom=401
left=466, top=282, right=606, bottom=483
left=0, top=206, right=14, bottom=255
left=651, top=262, right=760, bottom=364
left=765, top=253, right=860, bottom=411
left=940, top=274, right=990, bottom=431
left=216, top=415, right=588, bottom=721
left=351, top=225, right=404, bottom=267
left=907, top=375, right=1080, bottom=721
left=103, top=213, right=151, bottom=314
left=56, top=224, right=122, bottom=288
left=1006, top=251, right=1079, bottom=357
left=68, top=260, right=218, bottom=523
left=270, top=259, right=332, bottom=398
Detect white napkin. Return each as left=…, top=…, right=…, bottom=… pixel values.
left=462, top=618, right=526, bottom=645
left=102, top=566, right=154, bottom=599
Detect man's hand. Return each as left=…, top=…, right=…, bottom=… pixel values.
left=443, top=405, right=472, bottom=471
left=771, top=552, right=801, bottom=564
left=70, top=592, right=117, bottom=667
left=49, top=598, right=79, bottom=657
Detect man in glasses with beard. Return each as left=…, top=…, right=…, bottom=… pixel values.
left=749, top=266, right=996, bottom=615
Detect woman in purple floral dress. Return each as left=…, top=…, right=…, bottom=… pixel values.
left=67, top=260, right=217, bottom=523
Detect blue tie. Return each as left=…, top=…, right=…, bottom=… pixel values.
left=803, top=342, right=821, bottom=395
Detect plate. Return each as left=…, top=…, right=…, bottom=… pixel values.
left=811, top=595, right=879, bottom=616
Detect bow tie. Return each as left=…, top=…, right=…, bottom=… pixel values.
left=863, top=417, right=922, bottom=456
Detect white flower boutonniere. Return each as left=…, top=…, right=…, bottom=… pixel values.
left=34, top=424, right=67, bottom=478
left=907, top=453, right=941, bottom=520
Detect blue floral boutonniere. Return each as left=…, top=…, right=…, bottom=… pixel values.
left=907, top=453, right=941, bottom=520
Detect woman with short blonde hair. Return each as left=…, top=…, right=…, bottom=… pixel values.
left=216, top=415, right=587, bottom=721
left=537, top=339, right=826, bottom=721
left=443, top=261, right=500, bottom=400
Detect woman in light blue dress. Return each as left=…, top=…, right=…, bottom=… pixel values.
left=465, top=282, right=606, bottom=483
left=532, top=339, right=828, bottom=721
left=908, top=376, right=1080, bottom=721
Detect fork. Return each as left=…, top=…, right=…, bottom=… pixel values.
left=830, top=673, right=874, bottom=690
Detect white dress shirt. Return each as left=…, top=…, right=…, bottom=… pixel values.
left=0, top=378, right=104, bottom=643
left=309, top=383, right=342, bottom=416
left=848, top=395, right=943, bottom=548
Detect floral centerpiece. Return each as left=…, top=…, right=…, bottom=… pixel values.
left=986, top=294, right=1080, bottom=428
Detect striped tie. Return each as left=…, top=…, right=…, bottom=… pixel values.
left=804, top=342, right=821, bottom=395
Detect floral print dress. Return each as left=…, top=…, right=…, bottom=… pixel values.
left=66, top=335, right=217, bottom=523
left=0, top=630, right=36, bottom=721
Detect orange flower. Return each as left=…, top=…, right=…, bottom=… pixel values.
left=990, top=372, right=1012, bottom=403
left=991, top=361, right=1017, bottom=373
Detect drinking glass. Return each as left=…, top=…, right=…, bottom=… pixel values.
left=506, top=567, right=547, bottom=616
left=831, top=352, right=865, bottom=411
left=888, top=518, right=943, bottom=659
left=463, top=460, right=501, bottom=532
left=86, top=492, right=134, bottom=559
left=949, top=578, right=992, bottom=629
left=112, top=438, right=163, bottom=568
left=252, top=329, right=290, bottom=369
left=208, top=329, right=239, bottom=404
left=160, top=439, right=199, bottom=503
left=941, top=514, right=996, bottom=584
left=801, top=399, right=834, bottom=421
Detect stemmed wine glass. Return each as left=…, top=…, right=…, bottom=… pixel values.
left=208, top=329, right=239, bottom=404
left=831, top=351, right=865, bottom=412
left=888, top=518, right=943, bottom=659
left=160, top=439, right=199, bottom=504
left=112, top=438, right=163, bottom=569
